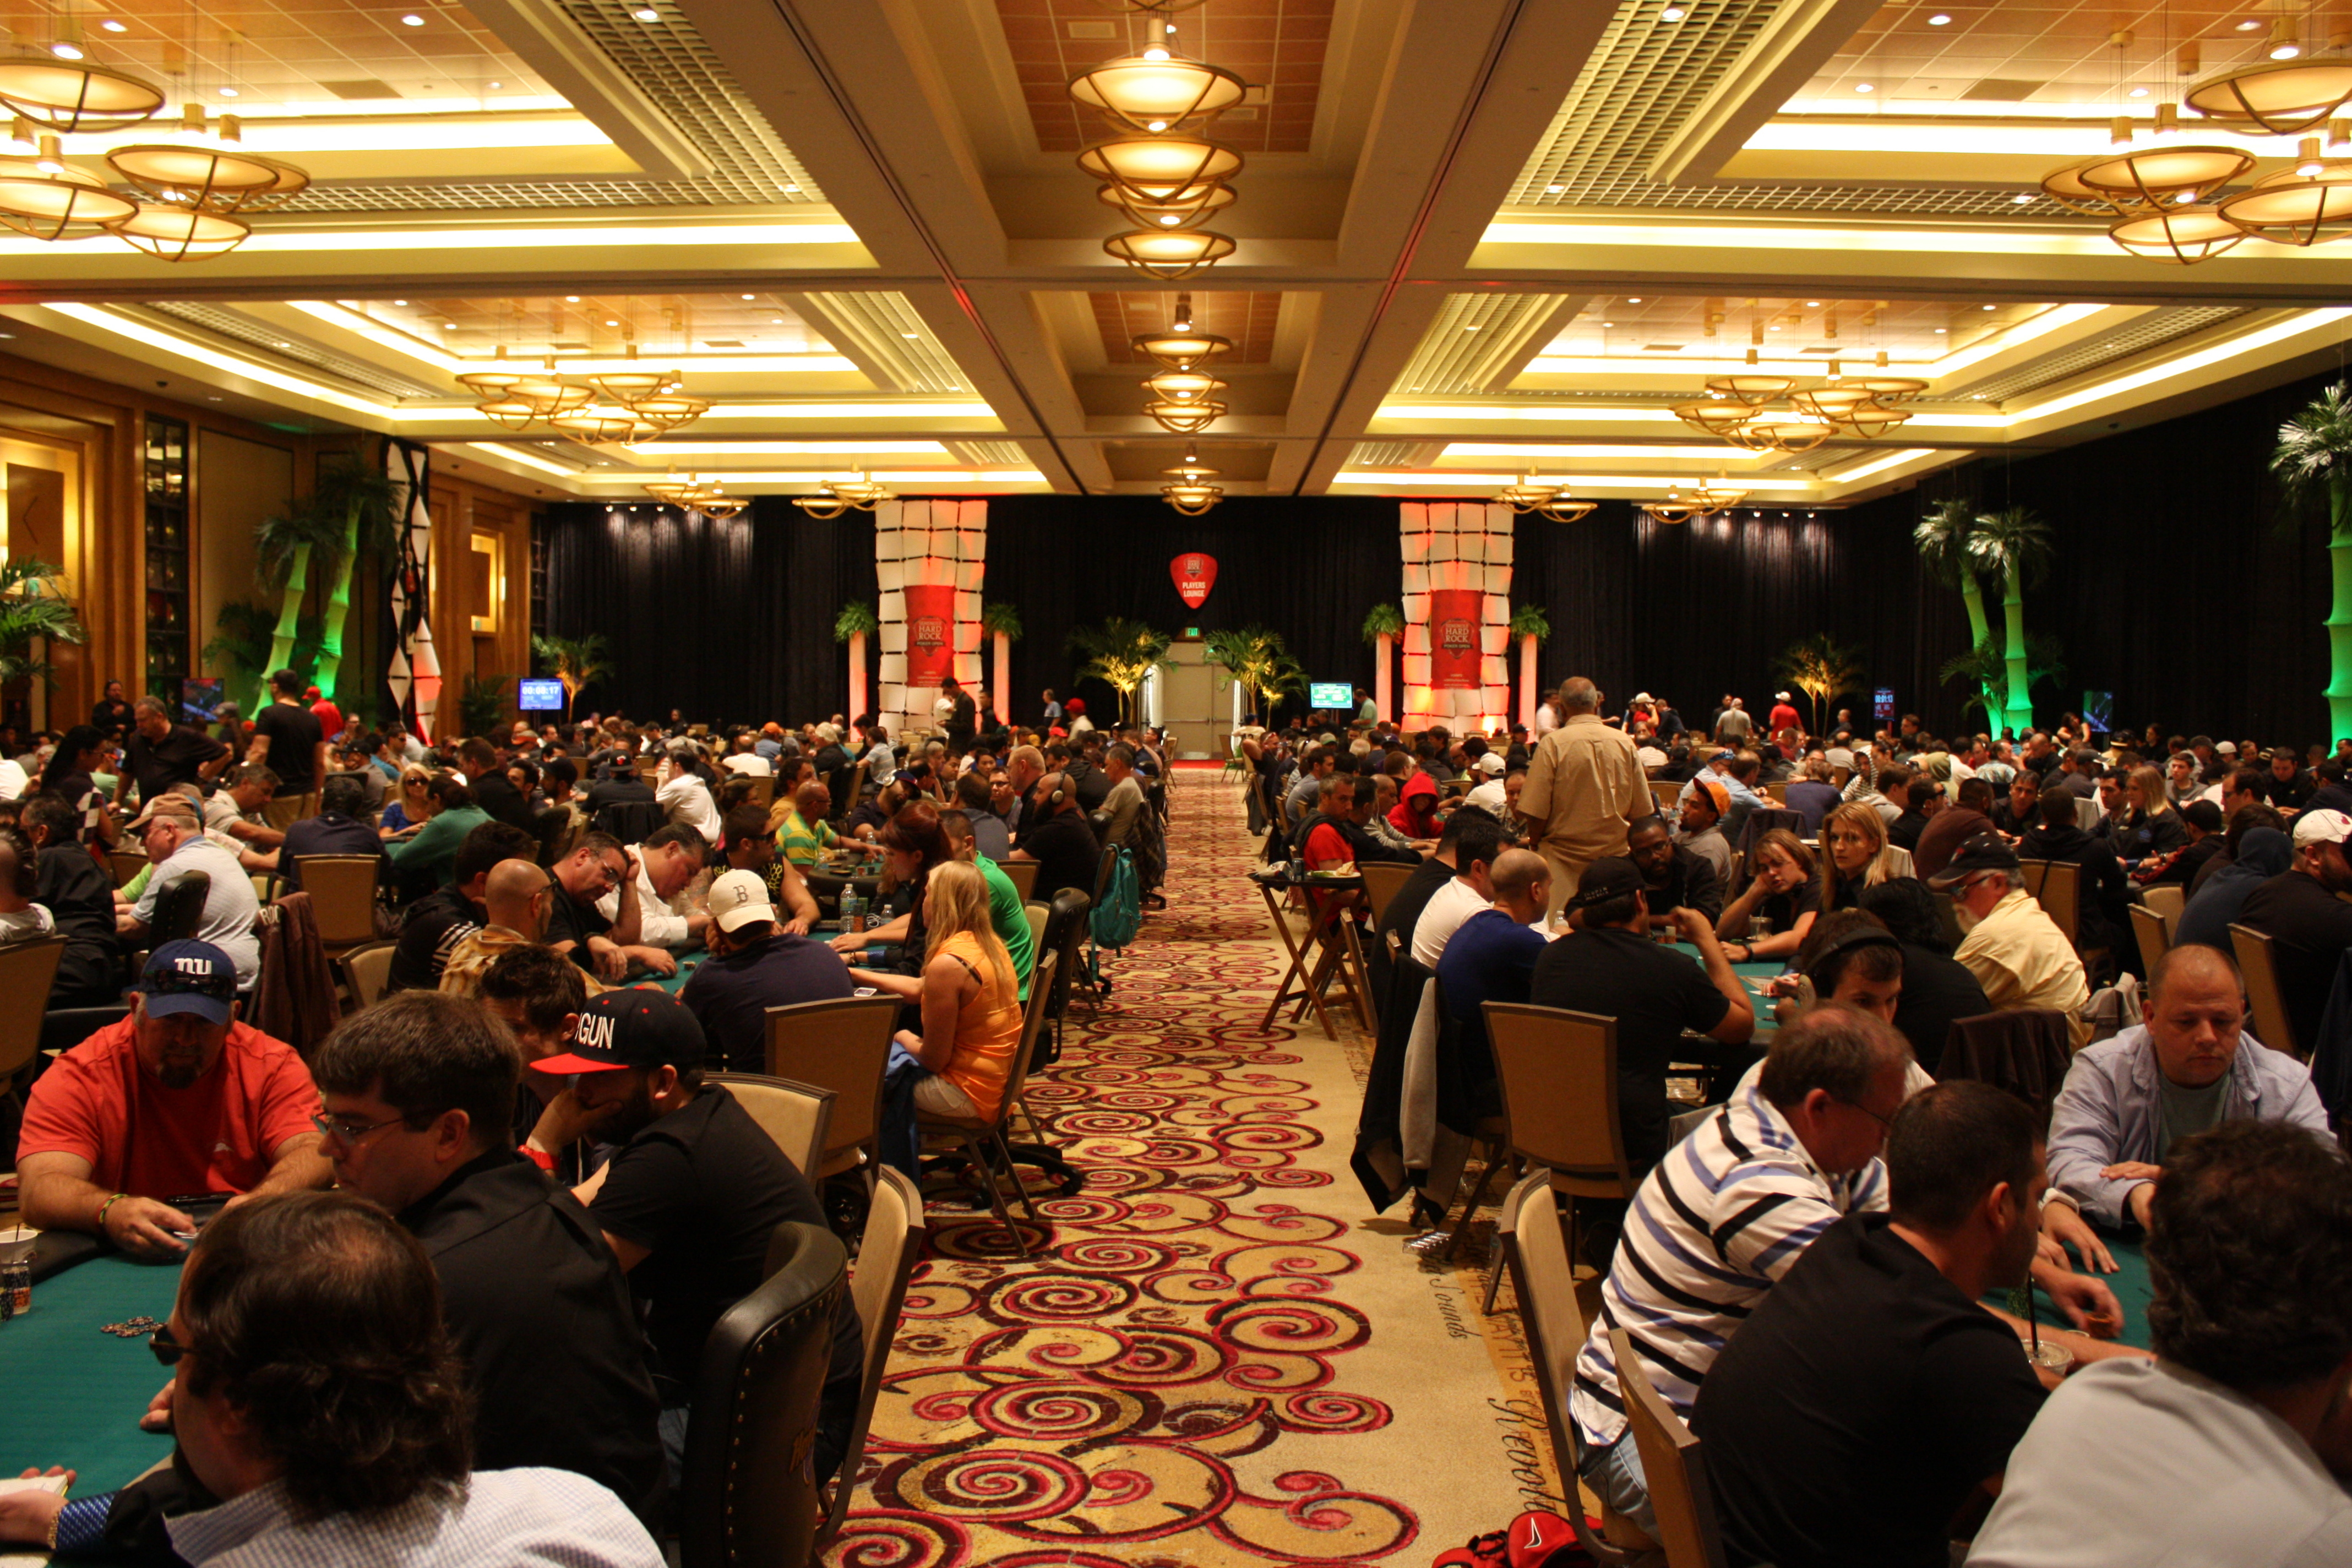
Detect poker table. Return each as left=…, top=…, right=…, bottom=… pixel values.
left=644, top=921, right=896, bottom=997
left=1669, top=940, right=1789, bottom=1036
left=0, top=1248, right=183, bottom=1490
left=2006, top=1232, right=2154, bottom=1352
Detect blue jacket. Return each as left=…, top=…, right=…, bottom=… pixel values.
left=2048, top=1024, right=2327, bottom=1228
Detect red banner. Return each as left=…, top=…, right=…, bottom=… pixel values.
left=1170, top=552, right=1217, bottom=609
left=1428, top=589, right=1483, bottom=690
left=903, top=584, right=957, bottom=685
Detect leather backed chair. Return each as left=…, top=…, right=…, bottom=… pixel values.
left=1479, top=1002, right=1640, bottom=1303
left=340, top=940, right=397, bottom=1011
left=712, top=1072, right=837, bottom=1177
left=148, top=870, right=211, bottom=946
left=0, top=935, right=67, bottom=1109
left=678, top=1222, right=847, bottom=1568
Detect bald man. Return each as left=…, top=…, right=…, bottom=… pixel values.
left=439, top=859, right=554, bottom=1000
left=1516, top=676, right=1652, bottom=918
left=1433, top=848, right=1551, bottom=1124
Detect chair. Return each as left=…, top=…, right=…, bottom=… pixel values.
left=813, top=1166, right=927, bottom=1561
left=1001, top=950, right=1070, bottom=1175
left=998, top=857, right=1040, bottom=902
left=0, top=935, right=67, bottom=1108
left=1607, top=1328, right=1730, bottom=1568
left=2229, top=923, right=2301, bottom=1056
left=1497, top=1170, right=1645, bottom=1565
left=1222, top=734, right=1249, bottom=784
left=747, top=774, right=775, bottom=812
left=2142, top=883, right=2185, bottom=932
left=1651, top=783, right=1679, bottom=816
left=149, top=870, right=210, bottom=946
left=2017, top=857, right=2050, bottom=899
left=713, top=1072, right=837, bottom=1176
left=2020, top=858, right=2081, bottom=949
left=1040, top=888, right=1093, bottom=1058
left=1358, top=861, right=1417, bottom=928
left=340, top=940, right=396, bottom=1010
left=291, top=856, right=381, bottom=952
left=1762, top=780, right=1788, bottom=804
left=1942, top=1009, right=2076, bottom=1124
left=2129, top=903, right=2171, bottom=978
left=1023, top=900, right=1048, bottom=959
left=678, top=1222, right=846, bottom=1568
left=1481, top=1003, right=1640, bottom=1291
left=764, top=996, right=899, bottom=1183
left=916, top=949, right=1057, bottom=1257
left=106, top=847, right=147, bottom=888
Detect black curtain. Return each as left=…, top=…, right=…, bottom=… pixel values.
left=536, top=363, right=2352, bottom=745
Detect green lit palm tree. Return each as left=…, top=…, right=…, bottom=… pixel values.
left=2274, top=382, right=2352, bottom=743
left=308, top=453, right=407, bottom=711
left=1915, top=498, right=1997, bottom=719
left=1069, top=616, right=1173, bottom=725
left=253, top=497, right=349, bottom=711
left=1967, top=506, right=2055, bottom=736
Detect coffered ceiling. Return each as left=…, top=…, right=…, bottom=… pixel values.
left=0, top=0, right=2346, bottom=509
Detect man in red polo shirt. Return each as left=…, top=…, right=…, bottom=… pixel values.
left=15, top=940, right=330, bottom=1257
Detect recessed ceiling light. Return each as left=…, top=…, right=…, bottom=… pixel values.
left=2236, top=17, right=2262, bottom=29
left=2128, top=86, right=2149, bottom=97
left=771, top=317, right=783, bottom=324
left=443, top=322, right=456, bottom=329
left=218, top=86, right=237, bottom=97
left=1981, top=303, right=1996, bottom=310
left=393, top=298, right=407, bottom=306
left=1603, top=320, right=1615, bottom=327
left=1927, top=12, right=1950, bottom=23
left=1934, top=328, right=1947, bottom=334
left=1463, top=323, right=1480, bottom=331
left=901, top=331, right=919, bottom=339
left=565, top=295, right=580, bottom=302
left=1769, top=324, right=1782, bottom=330
left=1805, top=300, right=1821, bottom=306
left=632, top=6, right=659, bottom=19
left=605, top=318, right=620, bottom=325
left=487, top=81, right=501, bottom=89
left=783, top=183, right=799, bottom=193
left=50, top=42, right=82, bottom=59
left=2012, top=192, right=2034, bottom=203
left=740, top=293, right=754, bottom=300
left=1854, top=82, right=1875, bottom=93
left=1544, top=182, right=1564, bottom=193
left=274, top=340, right=290, bottom=347
left=1627, top=297, right=1642, bottom=302
left=99, top=18, right=126, bottom=30
left=400, top=13, right=424, bottom=25
left=1660, top=5, right=1687, bottom=19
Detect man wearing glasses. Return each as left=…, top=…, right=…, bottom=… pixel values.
left=543, top=831, right=644, bottom=986
left=14, top=941, right=330, bottom=1257
left=1929, top=832, right=2092, bottom=1049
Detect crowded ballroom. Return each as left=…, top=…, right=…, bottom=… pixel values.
left=2, top=0, right=2351, bottom=1564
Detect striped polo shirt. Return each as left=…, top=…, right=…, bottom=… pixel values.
left=1569, top=1074, right=1888, bottom=1452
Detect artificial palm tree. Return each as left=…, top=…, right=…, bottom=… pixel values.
left=0, top=559, right=86, bottom=707
left=1068, top=616, right=1173, bottom=725
left=1942, top=631, right=2068, bottom=726
left=308, top=453, right=407, bottom=710
left=1967, top=505, right=2055, bottom=736
left=1507, top=603, right=1550, bottom=729
left=1205, top=625, right=1307, bottom=723
left=2273, top=382, right=2352, bottom=743
left=1360, top=603, right=1403, bottom=725
left=834, top=601, right=878, bottom=721
left=252, top=496, right=350, bottom=711
left=1914, top=498, right=1997, bottom=718
left=1773, top=633, right=1864, bottom=733
left=530, top=633, right=613, bottom=722
left=980, top=601, right=1022, bottom=719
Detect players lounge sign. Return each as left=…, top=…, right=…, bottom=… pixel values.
left=1170, top=552, right=1217, bottom=609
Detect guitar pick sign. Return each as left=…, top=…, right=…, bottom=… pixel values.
left=1171, top=552, right=1217, bottom=609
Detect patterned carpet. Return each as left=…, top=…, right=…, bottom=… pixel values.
left=827, top=770, right=1545, bottom=1568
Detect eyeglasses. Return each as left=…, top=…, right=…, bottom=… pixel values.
left=312, top=1110, right=407, bottom=1147
left=1838, top=1097, right=1897, bottom=1134
left=149, top=1322, right=194, bottom=1368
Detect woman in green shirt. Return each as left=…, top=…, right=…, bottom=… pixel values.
left=386, top=775, right=490, bottom=892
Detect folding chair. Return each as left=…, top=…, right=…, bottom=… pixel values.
left=340, top=940, right=396, bottom=1010
left=915, top=951, right=1058, bottom=1257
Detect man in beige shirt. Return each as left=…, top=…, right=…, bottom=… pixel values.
left=1930, top=831, right=2092, bottom=1047
left=439, top=858, right=554, bottom=1000
left=1516, top=677, right=1652, bottom=918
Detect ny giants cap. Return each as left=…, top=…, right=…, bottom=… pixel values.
left=137, top=940, right=238, bottom=1025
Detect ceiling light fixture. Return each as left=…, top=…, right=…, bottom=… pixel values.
left=105, top=202, right=249, bottom=261
left=1928, top=12, right=1951, bottom=23
left=400, top=13, right=424, bottom=25
left=1076, top=134, right=1243, bottom=206
left=0, top=57, right=162, bottom=132
left=1660, top=5, right=1687, bottom=19
left=2185, top=57, right=2352, bottom=134
left=631, top=6, right=660, bottom=19
left=0, top=147, right=134, bottom=239
left=793, top=470, right=894, bottom=518
left=1161, top=444, right=1222, bottom=514
left=1142, top=396, right=1224, bottom=433
left=2218, top=157, right=2352, bottom=244
left=1142, top=368, right=1226, bottom=404
left=1095, top=177, right=1235, bottom=229
left=1102, top=226, right=1235, bottom=279
left=2109, top=204, right=2247, bottom=262
left=1068, top=50, right=1246, bottom=133
left=50, top=42, right=82, bottom=61
left=99, top=19, right=126, bottom=32
left=1132, top=319, right=1232, bottom=370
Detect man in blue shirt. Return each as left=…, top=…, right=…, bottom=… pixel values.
left=1433, top=848, right=1551, bottom=1126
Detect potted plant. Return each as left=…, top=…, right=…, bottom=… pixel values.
left=1507, top=604, right=1550, bottom=729
left=834, top=601, right=879, bottom=721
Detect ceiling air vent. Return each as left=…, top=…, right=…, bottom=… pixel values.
left=1643, top=342, right=1685, bottom=351
left=320, top=79, right=402, bottom=100
left=1961, top=79, right=2044, bottom=101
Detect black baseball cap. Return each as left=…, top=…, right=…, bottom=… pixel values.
left=1925, top=831, right=2021, bottom=888
left=1565, top=856, right=1645, bottom=911
left=531, top=989, right=706, bottom=1075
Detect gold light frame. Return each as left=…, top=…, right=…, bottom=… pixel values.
left=2185, top=59, right=2352, bottom=135
left=1103, top=226, right=1236, bottom=280
left=1076, top=135, right=1243, bottom=204
left=1143, top=396, right=1225, bottom=433
left=2109, top=204, right=2247, bottom=264
left=1142, top=369, right=1226, bottom=403
left=104, top=202, right=249, bottom=261
left=1097, top=179, right=1237, bottom=230
left=0, top=155, right=134, bottom=239
left=1068, top=51, right=1248, bottom=133
left=1132, top=326, right=1233, bottom=370
left=0, top=58, right=163, bottom=133
left=106, top=142, right=293, bottom=213
left=2218, top=161, right=2352, bottom=245
left=2075, top=144, right=2255, bottom=206
left=1161, top=480, right=1222, bottom=514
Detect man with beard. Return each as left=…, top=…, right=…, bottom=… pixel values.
left=1691, top=1081, right=2065, bottom=1568
left=1625, top=811, right=1722, bottom=923
left=13, top=941, right=331, bottom=1256
left=532, top=991, right=862, bottom=1484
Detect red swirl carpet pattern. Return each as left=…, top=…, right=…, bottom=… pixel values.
left=829, top=769, right=1535, bottom=1567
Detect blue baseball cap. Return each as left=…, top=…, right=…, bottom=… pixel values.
left=137, top=940, right=237, bottom=1024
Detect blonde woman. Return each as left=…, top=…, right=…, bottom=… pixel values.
left=2113, top=763, right=2189, bottom=870
left=1819, top=802, right=1912, bottom=913
left=379, top=764, right=436, bottom=840
left=851, top=858, right=1024, bottom=1123
left=1715, top=829, right=1820, bottom=962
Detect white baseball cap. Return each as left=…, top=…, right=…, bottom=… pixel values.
left=1477, top=753, right=1505, bottom=776
left=706, top=869, right=778, bottom=932
left=2294, top=808, right=2352, bottom=848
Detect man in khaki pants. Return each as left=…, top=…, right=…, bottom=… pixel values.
left=251, top=668, right=328, bottom=831
left=1516, top=677, right=1652, bottom=920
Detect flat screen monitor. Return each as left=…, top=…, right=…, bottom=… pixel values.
left=179, top=678, right=223, bottom=725
left=518, top=677, right=566, bottom=712
left=1309, top=681, right=1351, bottom=710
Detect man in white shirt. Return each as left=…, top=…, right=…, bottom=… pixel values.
left=1967, top=1120, right=2352, bottom=1567
left=1463, top=754, right=1510, bottom=814
left=655, top=749, right=722, bottom=845
left=719, top=733, right=771, bottom=776
left=120, top=798, right=263, bottom=990
left=594, top=823, right=710, bottom=972
left=1409, top=837, right=1503, bottom=968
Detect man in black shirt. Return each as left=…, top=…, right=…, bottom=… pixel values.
left=247, top=668, right=325, bottom=830
left=20, top=791, right=122, bottom=1006
left=386, top=820, right=537, bottom=994
left=545, top=831, right=640, bottom=983
left=117, top=694, right=228, bottom=808
left=1691, top=1082, right=2051, bottom=1568
left=89, top=678, right=132, bottom=739
left=1855, top=882, right=1992, bottom=1077
left=533, top=990, right=862, bottom=1482
left=1527, top=857, right=1754, bottom=1172
left=311, top=990, right=666, bottom=1524
left=1625, top=812, right=1722, bottom=923
left=269, top=773, right=390, bottom=893
left=462, top=737, right=536, bottom=830
left=2261, top=748, right=2317, bottom=811
left=678, top=870, right=852, bottom=1072
left=2234, top=807, right=2352, bottom=1050
left=585, top=761, right=657, bottom=815
left=1009, top=773, right=1102, bottom=901
left=1991, top=767, right=2040, bottom=836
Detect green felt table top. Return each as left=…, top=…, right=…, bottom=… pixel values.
left=0, top=1250, right=184, bottom=1491
left=2012, top=1232, right=2153, bottom=1352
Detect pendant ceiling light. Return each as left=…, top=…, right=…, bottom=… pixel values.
left=1097, top=178, right=1235, bottom=230
left=0, top=150, right=134, bottom=239
left=1537, top=488, right=1597, bottom=523
left=2108, top=203, right=2248, bottom=263
left=1068, top=50, right=1246, bottom=133
left=2217, top=159, right=2352, bottom=244
left=1161, top=444, right=1224, bottom=513
left=590, top=342, right=681, bottom=406
left=2185, top=58, right=2352, bottom=134
left=1077, top=134, right=1242, bottom=204
left=1104, top=227, right=1235, bottom=279
left=106, top=202, right=249, bottom=260
left=1143, top=396, right=1224, bottom=433
left=793, top=470, right=894, bottom=518
left=2073, top=143, right=2255, bottom=206
left=1142, top=368, right=1225, bottom=404
left=2039, top=155, right=2158, bottom=217
left=0, top=58, right=163, bottom=132
left=1672, top=371, right=1918, bottom=455
left=1131, top=323, right=1232, bottom=370
left=548, top=409, right=656, bottom=444
left=1644, top=497, right=1699, bottom=525
left=630, top=391, right=711, bottom=430
left=1493, top=473, right=1562, bottom=511
left=107, top=140, right=293, bottom=211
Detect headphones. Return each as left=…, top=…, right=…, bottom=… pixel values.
left=1803, top=922, right=1902, bottom=988
left=1045, top=780, right=1069, bottom=810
